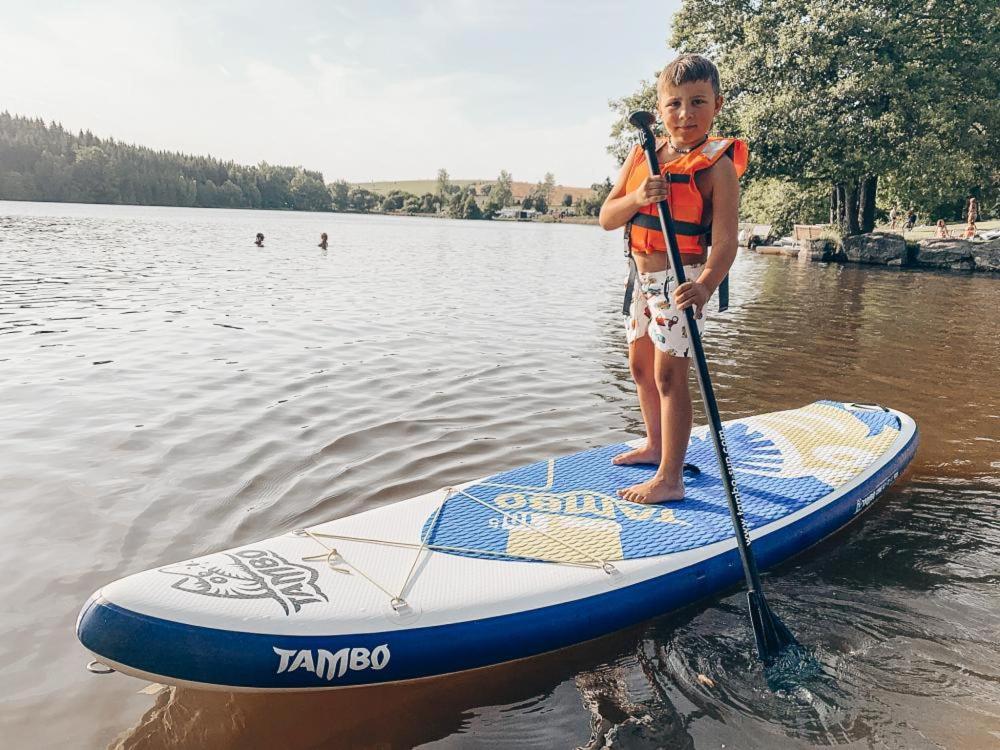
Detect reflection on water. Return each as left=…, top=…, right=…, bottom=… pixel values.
left=1, top=202, right=998, bottom=749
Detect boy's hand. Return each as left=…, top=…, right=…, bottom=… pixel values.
left=673, top=281, right=711, bottom=314
left=632, top=175, right=667, bottom=207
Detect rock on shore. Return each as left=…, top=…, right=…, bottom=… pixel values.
left=842, top=232, right=907, bottom=265
left=915, top=239, right=976, bottom=270
left=972, top=241, right=1000, bottom=272
left=799, top=232, right=1000, bottom=272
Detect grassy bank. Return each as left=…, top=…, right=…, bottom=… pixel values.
left=886, top=219, right=1000, bottom=241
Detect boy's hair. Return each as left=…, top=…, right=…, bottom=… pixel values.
left=658, top=54, right=721, bottom=98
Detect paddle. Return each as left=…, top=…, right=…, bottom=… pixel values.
left=627, top=110, right=799, bottom=666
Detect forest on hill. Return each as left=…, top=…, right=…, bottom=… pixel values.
left=0, top=113, right=605, bottom=219
left=0, top=113, right=333, bottom=211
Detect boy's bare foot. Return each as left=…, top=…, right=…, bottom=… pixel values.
left=617, top=476, right=685, bottom=504
left=611, top=445, right=661, bottom=466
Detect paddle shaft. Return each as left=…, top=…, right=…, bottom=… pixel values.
left=633, top=127, right=765, bottom=598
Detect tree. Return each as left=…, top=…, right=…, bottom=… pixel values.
left=217, top=179, right=244, bottom=208
left=257, top=163, right=295, bottom=209
left=741, top=178, right=829, bottom=237
left=493, top=169, right=514, bottom=207
left=613, top=1, right=1000, bottom=235
left=348, top=186, right=380, bottom=212
left=72, top=145, right=115, bottom=203
left=462, top=194, right=482, bottom=220
left=381, top=189, right=413, bottom=212
left=447, top=189, right=466, bottom=217
left=420, top=192, right=438, bottom=213
left=329, top=180, right=351, bottom=211
left=436, top=168, right=450, bottom=197
left=575, top=178, right=614, bottom=217
left=562, top=193, right=573, bottom=207
left=540, top=172, right=556, bottom=207
left=290, top=170, right=333, bottom=211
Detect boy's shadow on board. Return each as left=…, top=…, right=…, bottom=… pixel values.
left=109, top=621, right=695, bottom=750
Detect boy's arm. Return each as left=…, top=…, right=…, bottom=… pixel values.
left=674, top=156, right=740, bottom=313
left=599, top=146, right=666, bottom=231
left=697, top=156, right=740, bottom=294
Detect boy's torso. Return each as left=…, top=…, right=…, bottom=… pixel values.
left=633, top=140, right=718, bottom=274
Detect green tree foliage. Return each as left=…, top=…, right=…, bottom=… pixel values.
left=524, top=173, right=556, bottom=214
left=447, top=189, right=466, bottom=217
left=493, top=169, right=514, bottom=207
left=380, top=189, right=409, bottom=212
left=612, top=1, right=1000, bottom=234
left=461, top=194, right=483, bottom=220
left=329, top=179, right=351, bottom=211
left=561, top=193, right=573, bottom=207
left=0, top=112, right=335, bottom=211
left=403, top=194, right=424, bottom=213
left=575, top=178, right=614, bottom=217
left=540, top=172, right=556, bottom=206
left=740, top=178, right=829, bottom=237
left=608, top=83, right=659, bottom=165
left=420, top=193, right=439, bottom=213
left=289, top=170, right=333, bottom=211
left=436, top=168, right=451, bottom=197
left=348, top=186, right=381, bottom=212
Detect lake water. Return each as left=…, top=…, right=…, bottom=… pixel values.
left=1, top=201, right=998, bottom=749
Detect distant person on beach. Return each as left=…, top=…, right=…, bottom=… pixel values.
left=962, top=219, right=977, bottom=239
left=599, top=54, right=744, bottom=504
left=255, top=233, right=264, bottom=247
left=967, top=196, right=978, bottom=224
left=318, top=232, right=328, bottom=250
left=934, top=220, right=951, bottom=239
left=904, top=209, right=917, bottom=232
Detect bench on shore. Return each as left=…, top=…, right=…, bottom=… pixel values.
left=793, top=224, right=833, bottom=242
left=738, top=223, right=773, bottom=247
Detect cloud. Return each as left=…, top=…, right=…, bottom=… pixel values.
left=0, top=2, right=622, bottom=185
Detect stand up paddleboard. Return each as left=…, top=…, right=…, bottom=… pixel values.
left=77, top=401, right=916, bottom=691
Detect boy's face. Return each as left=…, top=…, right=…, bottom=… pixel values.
left=657, top=80, right=723, bottom=146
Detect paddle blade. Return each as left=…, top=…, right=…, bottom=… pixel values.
left=747, top=590, right=799, bottom=665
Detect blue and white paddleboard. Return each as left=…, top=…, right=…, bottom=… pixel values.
left=77, top=401, right=917, bottom=691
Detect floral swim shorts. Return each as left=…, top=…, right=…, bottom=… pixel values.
left=624, top=264, right=705, bottom=357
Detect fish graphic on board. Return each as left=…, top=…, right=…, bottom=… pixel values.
left=160, top=549, right=328, bottom=615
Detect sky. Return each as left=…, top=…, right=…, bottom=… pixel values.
left=1, top=1, right=682, bottom=186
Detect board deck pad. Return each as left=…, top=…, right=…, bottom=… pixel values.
left=422, top=401, right=900, bottom=564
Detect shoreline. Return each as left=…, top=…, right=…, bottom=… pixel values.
left=0, top=198, right=602, bottom=225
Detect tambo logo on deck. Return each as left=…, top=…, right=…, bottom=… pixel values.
left=273, top=645, right=390, bottom=681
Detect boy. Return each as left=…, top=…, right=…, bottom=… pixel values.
left=599, top=54, right=745, bottom=504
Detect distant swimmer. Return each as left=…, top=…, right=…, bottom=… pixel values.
left=318, top=232, right=328, bottom=250
left=255, top=232, right=264, bottom=247
left=934, top=219, right=951, bottom=239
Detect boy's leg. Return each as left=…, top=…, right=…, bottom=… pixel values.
left=617, top=352, right=691, bottom=503
left=612, top=335, right=661, bottom=465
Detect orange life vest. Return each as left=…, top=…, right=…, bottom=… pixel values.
left=624, top=137, right=749, bottom=264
